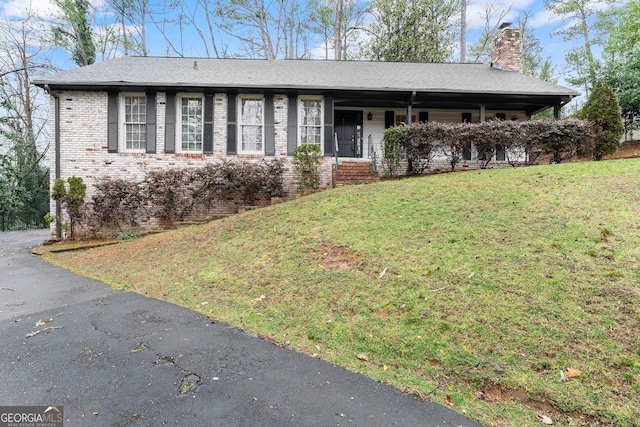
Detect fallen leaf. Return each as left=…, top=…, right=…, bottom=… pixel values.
left=383, top=364, right=388, bottom=371
left=357, top=353, right=369, bottom=362
left=254, top=295, right=266, bottom=302
left=35, top=318, right=52, bottom=327
left=541, top=415, right=553, bottom=425
left=565, top=368, right=582, bottom=379
left=445, top=395, right=453, bottom=406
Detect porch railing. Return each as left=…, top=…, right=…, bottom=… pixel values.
left=368, top=134, right=377, bottom=174
left=334, top=132, right=339, bottom=182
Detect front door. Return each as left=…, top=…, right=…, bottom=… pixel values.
left=335, top=110, right=362, bottom=158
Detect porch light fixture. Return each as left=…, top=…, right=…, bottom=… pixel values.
left=367, top=112, right=372, bottom=120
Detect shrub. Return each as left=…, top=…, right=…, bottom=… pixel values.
left=92, top=177, right=146, bottom=231
left=577, top=81, right=624, bottom=160
left=90, top=160, right=287, bottom=233
left=117, top=231, right=140, bottom=240
left=381, top=126, right=406, bottom=177
left=51, top=176, right=86, bottom=239
left=144, top=169, right=194, bottom=224
left=293, top=144, right=322, bottom=193
left=263, top=158, right=286, bottom=198
left=388, top=119, right=595, bottom=169
left=404, top=123, right=436, bottom=174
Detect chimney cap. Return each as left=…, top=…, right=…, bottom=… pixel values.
left=499, top=22, right=512, bottom=29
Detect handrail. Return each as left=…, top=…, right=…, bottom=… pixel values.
left=368, top=134, right=377, bottom=173
left=334, top=132, right=339, bottom=182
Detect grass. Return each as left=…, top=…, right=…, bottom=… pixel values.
left=44, top=158, right=640, bottom=426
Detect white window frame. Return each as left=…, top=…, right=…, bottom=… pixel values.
left=297, top=96, right=324, bottom=151
left=120, top=93, right=147, bottom=152
left=238, top=95, right=265, bottom=154
left=177, top=94, right=204, bottom=153
left=395, top=113, right=416, bottom=126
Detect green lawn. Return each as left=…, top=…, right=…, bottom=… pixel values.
left=45, top=158, right=640, bottom=426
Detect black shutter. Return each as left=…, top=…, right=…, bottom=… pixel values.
left=323, top=96, right=333, bottom=156
left=165, top=92, right=176, bottom=153
left=419, top=111, right=429, bottom=123
left=384, top=110, right=395, bottom=129
left=107, top=91, right=118, bottom=153
left=145, top=92, right=157, bottom=154
left=203, top=94, right=214, bottom=154
left=227, top=94, right=237, bottom=155
left=264, top=95, right=275, bottom=155
left=287, top=94, right=298, bottom=155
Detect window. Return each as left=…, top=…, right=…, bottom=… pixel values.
left=122, top=94, right=146, bottom=151
left=299, top=97, right=323, bottom=146
left=179, top=96, right=203, bottom=152
left=239, top=96, right=264, bottom=153
left=395, top=114, right=416, bottom=125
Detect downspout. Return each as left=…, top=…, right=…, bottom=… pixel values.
left=44, top=84, right=61, bottom=239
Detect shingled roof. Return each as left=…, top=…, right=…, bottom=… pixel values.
left=34, top=56, right=578, bottom=98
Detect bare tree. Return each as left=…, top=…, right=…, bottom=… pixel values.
left=104, top=0, right=149, bottom=56
left=214, top=0, right=309, bottom=59
left=467, top=2, right=511, bottom=63
left=460, top=0, right=466, bottom=62
left=0, top=9, right=52, bottom=215
left=334, top=0, right=343, bottom=59
left=308, top=0, right=367, bottom=60
left=544, top=0, right=615, bottom=92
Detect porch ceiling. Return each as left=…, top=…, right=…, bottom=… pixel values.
left=333, top=90, right=570, bottom=116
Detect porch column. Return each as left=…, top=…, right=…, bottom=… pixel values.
left=554, top=105, right=562, bottom=120
left=480, top=105, right=486, bottom=122
left=406, top=91, right=416, bottom=125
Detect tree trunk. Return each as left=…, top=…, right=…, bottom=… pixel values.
left=334, top=0, right=343, bottom=60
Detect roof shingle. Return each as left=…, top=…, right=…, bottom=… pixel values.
left=34, top=56, right=579, bottom=97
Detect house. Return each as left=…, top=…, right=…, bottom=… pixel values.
left=34, top=25, right=578, bottom=234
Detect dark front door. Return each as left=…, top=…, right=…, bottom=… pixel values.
left=335, top=110, right=362, bottom=158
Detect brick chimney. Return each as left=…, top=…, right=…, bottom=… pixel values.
left=491, top=23, right=521, bottom=72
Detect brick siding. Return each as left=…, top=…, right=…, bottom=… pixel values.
left=50, top=91, right=333, bottom=236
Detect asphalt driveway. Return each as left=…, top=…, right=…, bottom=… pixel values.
left=0, top=229, right=483, bottom=426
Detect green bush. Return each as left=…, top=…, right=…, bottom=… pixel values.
left=117, top=231, right=140, bottom=240
left=381, top=127, right=406, bottom=177
left=577, top=81, right=624, bottom=160
left=293, top=144, right=322, bottom=193
left=51, top=176, right=86, bottom=239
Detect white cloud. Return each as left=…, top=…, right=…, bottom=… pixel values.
left=1, top=0, right=58, bottom=19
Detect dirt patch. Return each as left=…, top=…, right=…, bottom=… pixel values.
left=602, top=140, right=640, bottom=160
left=311, top=243, right=362, bottom=271
left=479, top=381, right=604, bottom=426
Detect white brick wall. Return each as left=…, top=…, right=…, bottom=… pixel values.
left=49, top=90, right=334, bottom=236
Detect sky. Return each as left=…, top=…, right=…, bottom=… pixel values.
left=0, top=0, right=621, bottom=94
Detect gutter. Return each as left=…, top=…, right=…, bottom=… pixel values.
left=44, top=84, right=62, bottom=239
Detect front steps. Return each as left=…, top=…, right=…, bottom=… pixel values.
left=332, top=160, right=380, bottom=186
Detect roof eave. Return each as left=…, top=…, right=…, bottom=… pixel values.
left=33, top=80, right=579, bottom=99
